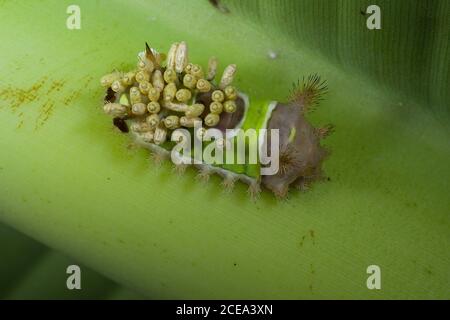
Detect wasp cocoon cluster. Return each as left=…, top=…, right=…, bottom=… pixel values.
left=130, top=120, right=152, bottom=133
left=139, top=81, right=152, bottom=94
left=195, top=127, right=207, bottom=141
left=191, top=64, right=204, bottom=79
left=175, top=42, right=188, bottom=73
left=185, top=103, right=204, bottom=118
left=103, top=103, right=128, bottom=117
left=137, top=58, right=154, bottom=73
left=100, top=72, right=121, bottom=87
left=163, top=83, right=177, bottom=102
left=204, top=113, right=220, bottom=127
left=146, top=114, right=160, bottom=128
left=163, top=115, right=180, bottom=130
left=101, top=42, right=332, bottom=200
left=196, top=79, right=212, bottom=93
left=164, top=69, right=178, bottom=83
left=132, top=103, right=147, bottom=116
left=135, top=70, right=150, bottom=83
left=148, top=88, right=160, bottom=102
left=129, top=87, right=142, bottom=104
left=183, top=74, right=197, bottom=89
left=211, top=90, right=225, bottom=102
left=166, top=43, right=178, bottom=70
left=122, top=71, right=136, bottom=86
left=210, top=101, right=223, bottom=114
left=207, top=57, right=218, bottom=81
left=152, top=70, right=165, bottom=92
left=223, top=100, right=237, bottom=113
left=141, top=131, right=155, bottom=143
left=163, top=101, right=188, bottom=113
left=219, top=64, right=237, bottom=89
left=111, top=80, right=125, bottom=93
left=175, top=88, right=192, bottom=103
left=154, top=126, right=168, bottom=145
left=224, top=86, right=237, bottom=100
left=180, top=116, right=202, bottom=128
left=147, top=101, right=160, bottom=114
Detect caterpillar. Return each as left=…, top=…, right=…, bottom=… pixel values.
left=100, top=42, right=333, bottom=199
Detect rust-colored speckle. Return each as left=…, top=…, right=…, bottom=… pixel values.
left=298, top=230, right=316, bottom=248
left=0, top=74, right=90, bottom=129
left=16, top=120, right=24, bottom=129
left=46, top=80, right=66, bottom=95
left=310, top=230, right=316, bottom=245
left=63, top=89, right=82, bottom=106
left=309, top=263, right=315, bottom=293
left=0, top=77, right=48, bottom=112
left=84, top=75, right=94, bottom=84
left=35, top=99, right=55, bottom=130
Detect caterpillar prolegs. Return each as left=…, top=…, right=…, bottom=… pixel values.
left=100, top=42, right=333, bottom=199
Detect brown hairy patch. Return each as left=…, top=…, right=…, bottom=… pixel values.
left=262, top=75, right=332, bottom=197
left=289, top=74, right=328, bottom=113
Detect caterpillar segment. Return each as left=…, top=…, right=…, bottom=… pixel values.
left=101, top=42, right=332, bottom=199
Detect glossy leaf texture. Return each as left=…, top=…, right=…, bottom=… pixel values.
left=223, top=0, right=450, bottom=115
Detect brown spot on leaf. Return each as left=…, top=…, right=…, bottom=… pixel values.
left=299, top=235, right=306, bottom=247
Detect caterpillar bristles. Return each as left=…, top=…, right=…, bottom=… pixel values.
left=221, top=175, right=237, bottom=193
left=125, top=141, right=140, bottom=155
left=247, top=182, right=261, bottom=201
left=289, top=74, right=328, bottom=113
left=279, top=146, right=303, bottom=175
left=151, top=150, right=167, bottom=167
left=274, top=186, right=289, bottom=200
left=172, top=163, right=188, bottom=176
left=316, top=124, right=335, bottom=139
left=294, top=177, right=311, bottom=192
left=196, top=167, right=211, bottom=184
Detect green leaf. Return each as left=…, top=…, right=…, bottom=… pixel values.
left=222, top=0, right=450, bottom=115
left=0, top=223, right=142, bottom=299
left=0, top=0, right=448, bottom=299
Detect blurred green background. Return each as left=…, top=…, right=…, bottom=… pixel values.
left=0, top=222, right=143, bottom=299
